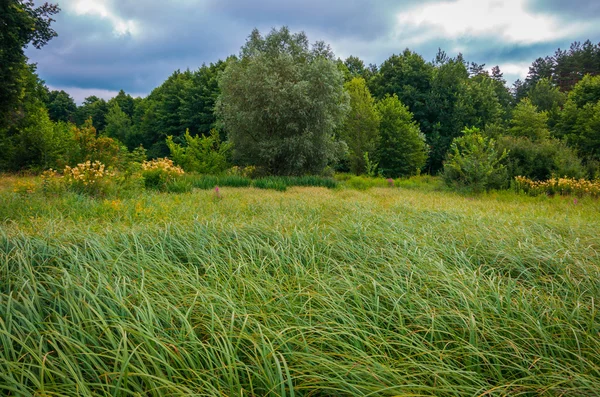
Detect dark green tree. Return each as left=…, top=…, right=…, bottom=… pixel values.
left=108, top=90, right=135, bottom=118
left=558, top=75, right=600, bottom=161
left=46, top=90, right=77, bottom=123
left=344, top=56, right=368, bottom=80
left=0, top=0, right=59, bottom=128
left=425, top=55, right=469, bottom=172
left=74, top=96, right=109, bottom=132
left=527, top=78, right=565, bottom=130
left=370, top=49, right=433, bottom=126
left=105, top=102, right=133, bottom=148
left=179, top=60, right=229, bottom=138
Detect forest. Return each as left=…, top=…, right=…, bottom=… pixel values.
left=2, top=1, right=600, bottom=194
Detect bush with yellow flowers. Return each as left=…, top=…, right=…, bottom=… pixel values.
left=141, top=158, right=185, bottom=190
left=63, top=161, right=116, bottom=196
left=12, top=180, right=36, bottom=196
left=40, top=168, right=65, bottom=196
left=514, top=176, right=600, bottom=198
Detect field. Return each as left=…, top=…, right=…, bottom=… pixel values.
left=1, top=177, right=600, bottom=396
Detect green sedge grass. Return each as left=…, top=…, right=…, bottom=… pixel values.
left=0, top=182, right=599, bottom=396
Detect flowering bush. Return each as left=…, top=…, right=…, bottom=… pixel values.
left=514, top=176, right=600, bottom=197
left=141, top=158, right=184, bottom=190
left=41, top=168, right=65, bottom=196
left=63, top=161, right=116, bottom=196
left=13, top=180, right=36, bottom=195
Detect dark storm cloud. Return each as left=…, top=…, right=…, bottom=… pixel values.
left=25, top=0, right=600, bottom=101
left=206, top=0, right=409, bottom=40
left=27, top=0, right=246, bottom=98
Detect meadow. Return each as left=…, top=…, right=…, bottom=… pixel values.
left=1, top=176, right=599, bottom=396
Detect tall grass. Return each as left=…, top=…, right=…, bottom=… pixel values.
left=181, top=174, right=338, bottom=192
left=1, top=185, right=599, bottom=395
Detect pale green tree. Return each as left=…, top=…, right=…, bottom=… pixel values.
left=376, top=94, right=427, bottom=177
left=339, top=77, right=380, bottom=174
left=216, top=27, right=349, bottom=175
left=509, top=99, right=550, bottom=141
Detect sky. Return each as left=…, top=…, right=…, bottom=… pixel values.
left=26, top=0, right=600, bottom=103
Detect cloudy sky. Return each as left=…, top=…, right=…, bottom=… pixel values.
left=26, top=0, right=600, bottom=103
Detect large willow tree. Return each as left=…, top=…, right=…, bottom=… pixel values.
left=216, top=27, right=349, bottom=175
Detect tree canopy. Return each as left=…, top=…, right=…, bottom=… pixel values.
left=216, top=27, right=349, bottom=175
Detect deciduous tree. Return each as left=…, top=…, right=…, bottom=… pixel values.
left=216, top=27, right=349, bottom=175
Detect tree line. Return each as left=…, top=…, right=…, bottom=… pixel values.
left=1, top=1, right=599, bottom=186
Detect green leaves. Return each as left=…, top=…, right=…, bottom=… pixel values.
left=216, top=27, right=348, bottom=175
left=443, top=127, right=508, bottom=192
left=376, top=94, right=427, bottom=178
left=339, top=77, right=380, bottom=175
left=166, top=129, right=231, bottom=174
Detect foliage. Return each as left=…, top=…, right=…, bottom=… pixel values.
left=46, top=90, right=77, bottom=123
left=509, top=98, right=550, bottom=141
left=343, top=175, right=389, bottom=190
left=40, top=168, right=65, bottom=196
left=217, top=27, right=349, bottom=175
left=0, top=0, right=59, bottom=127
left=63, top=160, right=115, bottom=196
left=105, top=102, right=133, bottom=149
left=514, top=175, right=600, bottom=197
left=370, top=49, right=433, bottom=125
left=521, top=40, right=600, bottom=93
left=497, top=136, right=586, bottom=180
left=166, top=129, right=231, bottom=174
left=141, top=158, right=185, bottom=190
left=557, top=75, right=600, bottom=161
left=527, top=78, right=565, bottom=126
left=227, top=165, right=260, bottom=178
left=71, top=119, right=123, bottom=167
left=443, top=127, right=508, bottom=192
left=107, top=90, right=135, bottom=118
left=339, top=77, right=380, bottom=174
left=376, top=94, right=427, bottom=177
left=425, top=54, right=469, bottom=172
left=363, top=152, right=378, bottom=177
left=455, top=74, right=504, bottom=131
left=74, top=96, right=109, bottom=132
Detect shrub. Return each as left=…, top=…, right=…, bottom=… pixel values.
left=63, top=161, right=116, bottom=196
left=12, top=180, right=36, bottom=196
left=166, top=129, right=230, bottom=174
left=71, top=119, right=123, bottom=168
left=443, top=127, right=508, bottom=193
left=497, top=136, right=586, bottom=180
left=41, top=168, right=65, bottom=196
left=514, top=176, right=600, bottom=197
left=141, top=158, right=184, bottom=191
left=165, top=178, right=193, bottom=193
left=287, top=176, right=338, bottom=189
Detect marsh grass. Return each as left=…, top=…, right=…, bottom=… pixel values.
left=1, top=184, right=599, bottom=396
left=180, top=175, right=338, bottom=192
